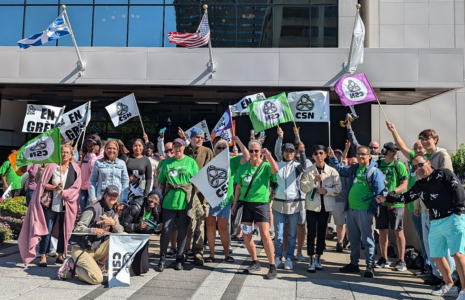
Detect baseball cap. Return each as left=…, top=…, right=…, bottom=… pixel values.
left=104, top=185, right=120, bottom=195
left=173, top=138, right=186, bottom=146
left=334, top=149, right=343, bottom=155
left=283, top=143, right=295, bottom=151
left=146, top=142, right=155, bottom=150
left=384, top=142, right=399, bottom=151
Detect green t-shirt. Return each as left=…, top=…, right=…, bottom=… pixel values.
left=234, top=161, right=275, bottom=203
left=378, top=160, right=409, bottom=208
left=407, top=151, right=431, bottom=212
left=220, top=156, right=241, bottom=206
left=0, top=160, right=21, bottom=191
left=158, top=156, right=199, bottom=210
left=145, top=209, right=152, bottom=220
left=156, top=159, right=166, bottom=171
left=348, top=166, right=373, bottom=210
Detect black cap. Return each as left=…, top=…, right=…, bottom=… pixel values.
left=384, top=142, right=399, bottom=151
left=283, top=143, right=295, bottom=151
left=146, top=142, right=155, bottom=150
left=104, top=185, right=120, bottom=195
left=334, top=149, right=343, bottom=155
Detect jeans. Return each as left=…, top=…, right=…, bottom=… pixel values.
left=347, top=209, right=376, bottom=266
left=306, top=210, right=330, bottom=256
left=411, top=212, right=429, bottom=267
left=160, top=208, right=190, bottom=261
left=272, top=209, right=299, bottom=260
left=422, top=212, right=457, bottom=280
left=38, top=208, right=65, bottom=254
left=26, top=189, right=35, bottom=207
left=80, top=190, right=89, bottom=212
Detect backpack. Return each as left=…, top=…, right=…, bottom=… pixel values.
left=376, top=159, right=400, bottom=180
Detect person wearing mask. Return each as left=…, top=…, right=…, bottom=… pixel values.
left=232, top=140, right=279, bottom=280
left=328, top=145, right=386, bottom=278
left=205, top=137, right=249, bottom=264
left=301, top=145, right=341, bottom=272
left=79, top=134, right=104, bottom=212
left=0, top=151, right=22, bottom=197
left=375, top=155, right=465, bottom=299
left=157, top=138, right=199, bottom=272
left=18, top=144, right=82, bottom=267
left=58, top=185, right=125, bottom=284
left=120, top=189, right=163, bottom=276
left=89, top=140, right=130, bottom=206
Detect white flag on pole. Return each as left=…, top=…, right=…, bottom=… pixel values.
left=105, top=94, right=140, bottom=127
left=22, top=104, right=65, bottom=133
left=57, top=102, right=91, bottom=142
left=184, top=120, right=211, bottom=142
left=229, top=93, right=266, bottom=117
left=287, top=91, right=330, bottom=123
left=108, top=234, right=150, bottom=288
left=345, top=10, right=365, bottom=74
left=190, top=149, right=230, bottom=208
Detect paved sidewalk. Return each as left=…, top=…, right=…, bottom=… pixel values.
left=0, top=234, right=453, bottom=300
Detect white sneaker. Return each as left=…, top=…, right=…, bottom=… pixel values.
left=275, top=258, right=284, bottom=269
left=457, top=291, right=465, bottom=300
left=315, top=254, right=323, bottom=271
left=48, top=251, right=57, bottom=258
left=284, top=258, right=293, bottom=270
left=296, top=252, right=307, bottom=262
left=307, top=256, right=316, bottom=273
left=431, top=285, right=459, bottom=297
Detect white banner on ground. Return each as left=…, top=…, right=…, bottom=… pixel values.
left=22, top=104, right=65, bottom=133
left=108, top=234, right=150, bottom=288
left=184, top=120, right=211, bottom=142
left=190, top=150, right=230, bottom=208
left=229, top=93, right=266, bottom=117
left=105, top=94, right=140, bottom=127
left=287, top=91, right=330, bottom=122
left=57, top=102, right=91, bottom=142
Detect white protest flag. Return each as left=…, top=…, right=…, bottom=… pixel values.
left=2, top=183, right=12, bottom=199
left=22, top=104, right=65, bottom=133
left=57, top=102, right=91, bottom=142
left=105, top=94, right=140, bottom=127
left=184, top=120, right=211, bottom=142
left=229, top=93, right=266, bottom=117
left=287, top=91, right=330, bottom=123
left=345, top=8, right=365, bottom=74
left=190, top=149, right=230, bottom=208
left=108, top=234, right=150, bottom=288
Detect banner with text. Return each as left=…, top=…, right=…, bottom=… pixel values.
left=22, top=104, right=65, bottom=133
left=229, top=93, right=266, bottom=117
left=185, top=120, right=211, bottom=142
left=287, top=91, right=330, bottom=122
left=57, top=102, right=91, bottom=142
left=105, top=94, right=140, bottom=127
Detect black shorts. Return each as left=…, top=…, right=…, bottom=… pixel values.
left=376, top=205, right=404, bottom=230
left=241, top=202, right=270, bottom=223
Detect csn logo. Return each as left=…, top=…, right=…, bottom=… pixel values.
left=29, top=141, right=48, bottom=158
left=112, top=252, right=133, bottom=276
left=295, top=94, right=315, bottom=120
left=207, top=165, right=228, bottom=197
left=347, top=80, right=364, bottom=99
left=116, top=102, right=132, bottom=122
left=262, top=101, right=280, bottom=121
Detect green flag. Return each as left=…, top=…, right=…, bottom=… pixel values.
left=247, top=92, right=295, bottom=132
left=12, top=127, right=62, bottom=169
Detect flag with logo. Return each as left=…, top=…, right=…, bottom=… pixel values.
left=18, top=12, right=70, bottom=49
left=9, top=127, right=62, bottom=171
left=247, top=92, right=295, bottom=132
left=335, top=73, right=377, bottom=106
left=229, top=93, right=266, bottom=117
left=184, top=120, right=211, bottom=142
left=57, top=102, right=91, bottom=142
left=287, top=91, right=330, bottom=123
left=190, top=149, right=230, bottom=208
left=105, top=94, right=140, bottom=127
left=22, top=104, right=65, bottom=133
left=211, top=108, right=234, bottom=146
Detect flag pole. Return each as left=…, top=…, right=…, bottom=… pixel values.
left=61, top=5, right=86, bottom=74
left=203, top=5, right=216, bottom=75
left=346, top=4, right=361, bottom=74
left=376, top=98, right=389, bottom=121
left=133, top=93, right=146, bottom=133
left=292, top=120, right=301, bottom=142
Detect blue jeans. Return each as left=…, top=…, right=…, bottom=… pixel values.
left=347, top=209, right=376, bottom=266
left=38, top=208, right=65, bottom=255
left=80, top=190, right=89, bottom=212
left=273, top=209, right=300, bottom=260
left=26, top=189, right=35, bottom=207
left=411, top=212, right=430, bottom=267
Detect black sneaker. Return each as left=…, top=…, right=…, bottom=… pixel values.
left=336, top=243, right=343, bottom=253
left=156, top=260, right=165, bottom=272
left=364, top=265, right=375, bottom=278
left=265, top=265, right=277, bottom=280
left=166, top=248, right=177, bottom=258
left=424, top=274, right=444, bottom=286
left=245, top=261, right=262, bottom=273
left=343, top=237, right=349, bottom=249
left=186, top=250, right=194, bottom=259
left=339, top=263, right=360, bottom=273
left=174, top=256, right=184, bottom=271
left=375, top=257, right=390, bottom=269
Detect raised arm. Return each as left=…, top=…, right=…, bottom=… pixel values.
left=274, top=126, right=284, bottom=162
left=263, top=148, right=279, bottom=174
left=342, top=140, right=350, bottom=163
left=233, top=136, right=250, bottom=164
left=386, top=121, right=411, bottom=160
left=327, top=147, right=352, bottom=178
left=346, top=120, right=361, bottom=152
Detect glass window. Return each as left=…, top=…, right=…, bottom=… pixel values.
left=164, top=5, right=200, bottom=47
left=208, top=5, right=236, bottom=47
left=95, top=0, right=128, bottom=4
left=128, top=6, right=163, bottom=47
left=58, top=6, right=92, bottom=46
left=27, top=0, right=58, bottom=3
left=0, top=0, right=24, bottom=3
left=310, top=4, right=336, bottom=47
left=237, top=0, right=269, bottom=3
left=311, top=0, right=337, bottom=4
left=273, top=6, right=309, bottom=47
left=24, top=6, right=59, bottom=46
left=165, top=0, right=199, bottom=4
left=274, top=0, right=309, bottom=4
left=64, top=0, right=93, bottom=3
left=0, top=6, right=23, bottom=46
left=237, top=5, right=271, bottom=47
left=93, top=6, right=128, bottom=46
left=130, top=0, right=163, bottom=3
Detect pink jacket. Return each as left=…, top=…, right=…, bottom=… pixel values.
left=79, top=148, right=104, bottom=190
left=18, top=162, right=82, bottom=266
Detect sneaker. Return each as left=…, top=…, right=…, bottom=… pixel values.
left=57, top=257, right=74, bottom=280
left=424, top=274, right=444, bottom=286
left=166, top=248, right=177, bottom=258
left=284, top=258, right=293, bottom=270
left=283, top=252, right=287, bottom=260
left=364, top=265, right=375, bottom=278
left=339, top=263, right=360, bottom=273
left=48, top=251, right=57, bottom=258
left=342, top=237, right=349, bottom=249
left=457, top=290, right=465, bottom=300
left=307, top=256, right=316, bottom=273
left=375, top=257, right=390, bottom=269
left=156, top=260, right=165, bottom=272
left=275, top=258, right=284, bottom=269
left=245, top=261, right=262, bottom=273
left=336, top=243, right=343, bottom=252
left=431, top=285, right=459, bottom=297
left=315, top=255, right=323, bottom=271
left=394, top=260, right=407, bottom=271
left=187, top=250, right=194, bottom=259
left=265, top=265, right=277, bottom=280
left=296, top=252, right=307, bottom=262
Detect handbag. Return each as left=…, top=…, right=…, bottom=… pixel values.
left=40, top=190, right=53, bottom=209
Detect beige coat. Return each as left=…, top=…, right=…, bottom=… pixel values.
left=301, top=164, right=341, bottom=212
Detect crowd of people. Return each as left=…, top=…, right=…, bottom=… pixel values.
left=2, top=118, right=465, bottom=299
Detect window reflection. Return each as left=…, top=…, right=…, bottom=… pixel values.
left=27, top=0, right=57, bottom=3
left=93, top=6, right=128, bottom=46
left=58, top=6, right=93, bottom=46
left=237, top=5, right=271, bottom=48
left=273, top=6, right=310, bottom=47
left=24, top=6, right=59, bottom=46
left=129, top=6, right=163, bottom=47
left=164, top=5, right=200, bottom=47
left=311, top=4, right=337, bottom=47
left=209, top=5, right=236, bottom=47
left=0, top=6, right=23, bottom=46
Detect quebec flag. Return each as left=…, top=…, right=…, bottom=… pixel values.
left=18, top=13, right=70, bottom=49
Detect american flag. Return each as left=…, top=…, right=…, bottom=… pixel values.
left=168, top=14, right=210, bottom=48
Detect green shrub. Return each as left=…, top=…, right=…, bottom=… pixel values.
left=0, top=197, right=27, bottom=218
left=0, top=222, right=13, bottom=244
left=451, top=144, right=465, bottom=183
left=0, top=216, right=23, bottom=239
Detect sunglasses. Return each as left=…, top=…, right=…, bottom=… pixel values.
left=413, top=162, right=426, bottom=169
left=313, top=151, right=325, bottom=156
left=164, top=149, right=174, bottom=154
left=356, top=152, right=368, bottom=157
left=216, top=146, right=227, bottom=150
left=249, top=149, right=260, bottom=153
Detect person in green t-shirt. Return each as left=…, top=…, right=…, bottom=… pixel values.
left=375, top=142, right=409, bottom=272
left=205, top=136, right=249, bottom=264
left=0, top=158, right=22, bottom=197
left=232, top=140, right=279, bottom=280
left=156, top=138, right=199, bottom=272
